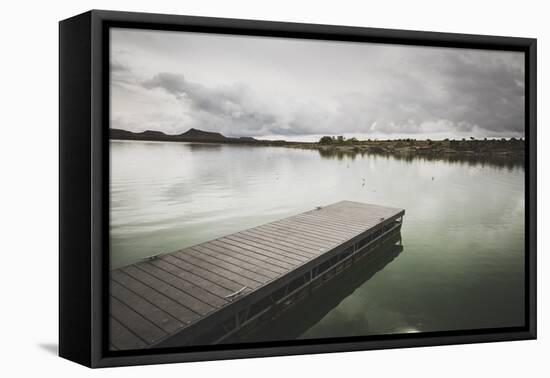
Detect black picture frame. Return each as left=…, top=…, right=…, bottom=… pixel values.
left=59, top=9, right=537, bottom=368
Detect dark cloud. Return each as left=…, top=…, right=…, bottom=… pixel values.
left=110, top=61, right=129, bottom=73
left=428, top=50, right=524, bottom=134
left=141, top=73, right=280, bottom=137
left=110, top=61, right=136, bottom=87
left=317, top=49, right=525, bottom=137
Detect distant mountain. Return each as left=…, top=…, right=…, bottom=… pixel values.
left=110, top=128, right=258, bottom=144
left=237, top=136, right=258, bottom=142
left=110, top=128, right=169, bottom=141
left=179, top=128, right=228, bottom=141
left=136, top=130, right=168, bottom=138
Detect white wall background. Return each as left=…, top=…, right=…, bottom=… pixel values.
left=0, top=0, right=547, bottom=376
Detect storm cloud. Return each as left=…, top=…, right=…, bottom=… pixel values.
left=141, top=72, right=279, bottom=136
left=110, top=28, right=525, bottom=140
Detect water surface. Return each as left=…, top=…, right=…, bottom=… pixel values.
left=110, top=140, right=525, bottom=338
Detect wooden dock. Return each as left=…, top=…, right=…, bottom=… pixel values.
left=109, top=201, right=405, bottom=350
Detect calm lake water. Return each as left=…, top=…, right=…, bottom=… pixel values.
left=110, top=140, right=525, bottom=339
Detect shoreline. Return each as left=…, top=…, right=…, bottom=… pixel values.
left=110, top=136, right=525, bottom=162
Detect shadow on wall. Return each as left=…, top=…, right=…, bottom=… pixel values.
left=37, top=343, right=58, bottom=356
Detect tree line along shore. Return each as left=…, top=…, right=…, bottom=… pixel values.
left=290, top=135, right=525, bottom=158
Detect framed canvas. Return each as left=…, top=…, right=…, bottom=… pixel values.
left=59, top=10, right=537, bottom=368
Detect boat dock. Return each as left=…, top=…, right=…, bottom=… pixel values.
left=109, top=200, right=405, bottom=350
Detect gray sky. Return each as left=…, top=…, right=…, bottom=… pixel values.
left=110, top=28, right=525, bottom=141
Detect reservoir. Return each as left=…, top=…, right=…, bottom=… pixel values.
left=110, top=140, right=525, bottom=341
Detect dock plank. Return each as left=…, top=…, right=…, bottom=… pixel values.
left=231, top=231, right=316, bottom=258
left=240, top=229, right=320, bottom=255
left=111, top=272, right=197, bottom=327
left=172, top=250, right=265, bottom=288
left=188, top=246, right=276, bottom=282
left=273, top=219, right=355, bottom=241
left=204, top=241, right=292, bottom=272
left=110, top=201, right=404, bottom=350
left=293, top=214, right=368, bottom=232
left=300, top=211, right=384, bottom=227
left=278, top=217, right=360, bottom=237
left=192, top=244, right=283, bottom=278
left=265, top=221, right=342, bottom=244
left=135, top=262, right=228, bottom=307
left=250, top=224, right=336, bottom=249
left=123, top=265, right=220, bottom=313
left=110, top=317, right=148, bottom=350
left=211, top=238, right=298, bottom=269
left=242, top=229, right=325, bottom=255
left=225, top=234, right=311, bottom=262
left=110, top=296, right=167, bottom=345
left=152, top=256, right=240, bottom=295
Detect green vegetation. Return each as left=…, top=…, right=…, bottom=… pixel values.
left=319, top=136, right=336, bottom=144
left=310, top=135, right=524, bottom=159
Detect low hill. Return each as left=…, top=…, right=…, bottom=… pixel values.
left=179, top=128, right=228, bottom=141
left=110, top=128, right=257, bottom=144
